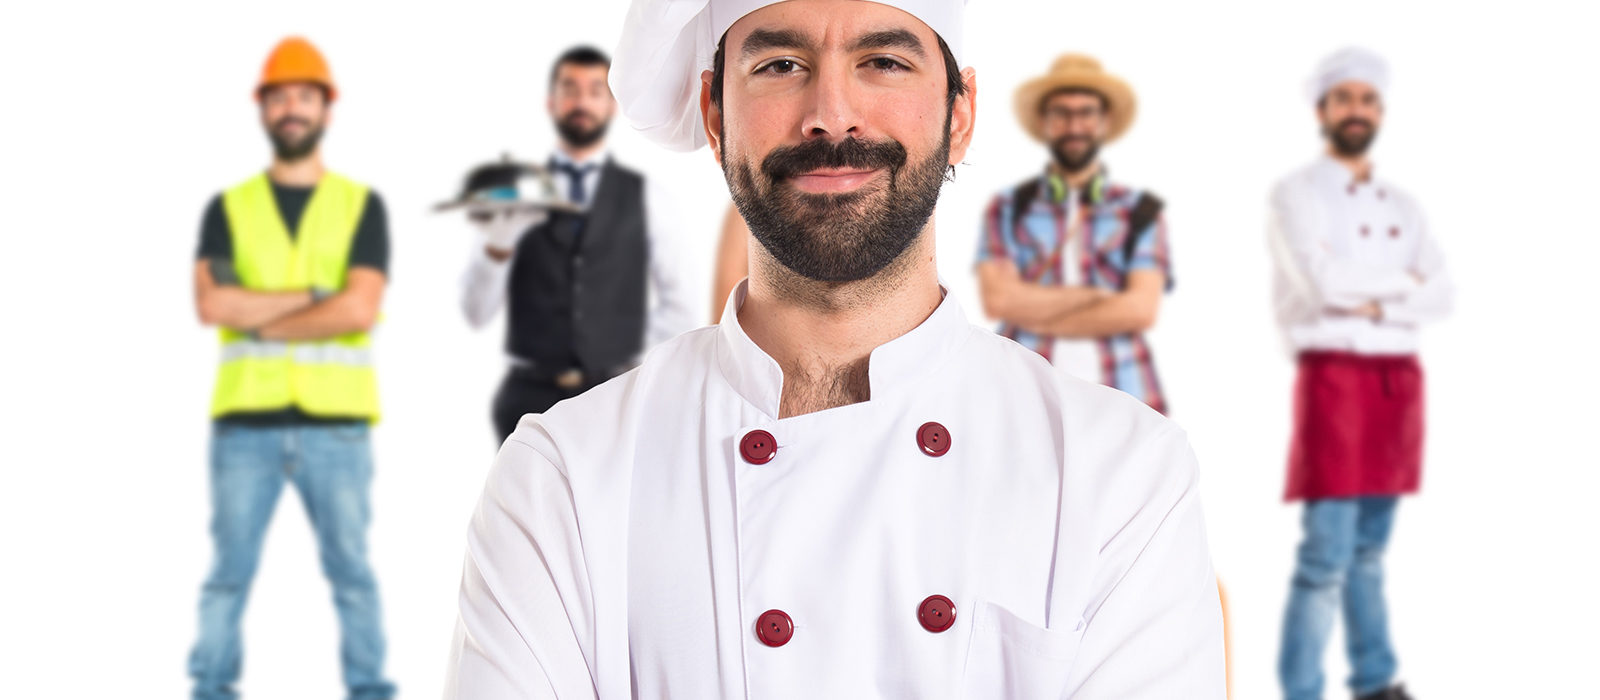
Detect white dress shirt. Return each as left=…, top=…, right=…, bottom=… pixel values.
left=459, top=149, right=698, bottom=352
left=1049, top=191, right=1102, bottom=381
left=1267, top=156, right=1454, bottom=355
left=445, top=281, right=1225, bottom=699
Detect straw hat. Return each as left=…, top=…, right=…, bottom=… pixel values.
left=1013, top=54, right=1137, bottom=144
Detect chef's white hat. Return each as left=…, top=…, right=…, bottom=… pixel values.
left=611, top=0, right=967, bottom=152
left=1306, top=47, right=1390, bottom=105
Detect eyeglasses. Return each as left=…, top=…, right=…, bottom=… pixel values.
left=1042, top=106, right=1104, bottom=125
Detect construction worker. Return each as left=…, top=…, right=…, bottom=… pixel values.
left=188, top=37, right=395, bottom=700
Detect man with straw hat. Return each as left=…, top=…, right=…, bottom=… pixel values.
left=444, top=2, right=1223, bottom=697
left=976, top=53, right=1174, bottom=414
left=1268, top=47, right=1452, bottom=700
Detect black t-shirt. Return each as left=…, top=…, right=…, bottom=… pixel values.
left=196, top=178, right=390, bottom=425
left=197, top=180, right=389, bottom=273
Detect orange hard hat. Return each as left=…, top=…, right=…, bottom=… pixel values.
left=256, top=36, right=337, bottom=102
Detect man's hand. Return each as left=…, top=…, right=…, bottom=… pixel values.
left=474, top=208, right=548, bottom=261
left=194, top=260, right=313, bottom=331
left=1327, top=301, right=1383, bottom=320
left=256, top=267, right=386, bottom=341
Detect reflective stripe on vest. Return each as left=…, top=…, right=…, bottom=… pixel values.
left=210, top=172, right=380, bottom=421
left=220, top=339, right=374, bottom=366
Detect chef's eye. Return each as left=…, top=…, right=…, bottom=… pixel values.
left=756, top=59, right=801, bottom=75
left=865, top=57, right=910, bottom=73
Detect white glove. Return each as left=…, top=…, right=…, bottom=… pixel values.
left=474, top=207, right=548, bottom=254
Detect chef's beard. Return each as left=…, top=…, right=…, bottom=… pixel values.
left=1326, top=117, right=1378, bottom=157
left=268, top=116, right=324, bottom=162
left=557, top=110, right=609, bottom=148
left=724, top=128, right=949, bottom=284
left=1050, top=135, right=1100, bottom=173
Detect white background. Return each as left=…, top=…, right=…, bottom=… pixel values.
left=1, top=0, right=1596, bottom=697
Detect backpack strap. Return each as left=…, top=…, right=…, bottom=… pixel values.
left=1121, top=191, right=1166, bottom=290
left=1010, top=177, right=1043, bottom=230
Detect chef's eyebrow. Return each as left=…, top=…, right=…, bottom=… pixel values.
left=740, top=28, right=815, bottom=60
left=847, top=29, right=927, bottom=59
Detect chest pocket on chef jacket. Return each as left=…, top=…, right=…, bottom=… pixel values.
left=962, top=600, right=1083, bottom=698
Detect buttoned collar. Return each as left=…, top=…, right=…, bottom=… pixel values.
left=1312, top=153, right=1378, bottom=193
left=714, top=278, right=972, bottom=420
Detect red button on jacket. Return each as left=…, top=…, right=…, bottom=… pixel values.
left=740, top=430, right=776, bottom=465
left=917, top=422, right=951, bottom=457
left=755, top=609, right=794, bottom=647
left=918, top=595, right=956, bottom=633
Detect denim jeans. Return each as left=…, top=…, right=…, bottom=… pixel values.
left=188, top=423, right=395, bottom=700
left=1278, top=497, right=1400, bottom=700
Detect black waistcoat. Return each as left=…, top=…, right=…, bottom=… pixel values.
left=506, top=159, right=648, bottom=373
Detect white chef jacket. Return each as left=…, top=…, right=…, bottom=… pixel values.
left=1267, top=156, right=1454, bottom=355
left=446, top=281, right=1225, bottom=699
left=459, top=149, right=698, bottom=349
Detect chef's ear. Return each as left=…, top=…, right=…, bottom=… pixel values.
left=946, top=67, right=978, bottom=168
left=702, top=69, right=724, bottom=166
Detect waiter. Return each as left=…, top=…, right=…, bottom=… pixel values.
left=1268, top=48, right=1453, bottom=700
left=445, top=2, right=1224, bottom=698
left=460, top=45, right=695, bottom=442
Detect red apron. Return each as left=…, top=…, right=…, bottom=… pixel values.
left=1284, top=351, right=1425, bottom=502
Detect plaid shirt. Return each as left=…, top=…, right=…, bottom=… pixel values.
left=977, top=168, right=1174, bottom=414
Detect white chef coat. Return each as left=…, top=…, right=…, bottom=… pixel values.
left=446, top=281, right=1224, bottom=699
left=459, top=149, right=698, bottom=349
left=1267, top=156, right=1454, bottom=355
left=1050, top=191, right=1102, bottom=381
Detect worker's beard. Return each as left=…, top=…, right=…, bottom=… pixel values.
left=1326, top=117, right=1378, bottom=157
left=268, top=116, right=324, bottom=163
left=557, top=110, right=609, bottom=149
left=1050, top=135, right=1100, bottom=173
left=725, top=127, right=949, bottom=284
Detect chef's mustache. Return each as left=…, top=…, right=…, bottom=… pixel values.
left=1337, top=117, right=1375, bottom=132
left=762, top=137, right=907, bottom=182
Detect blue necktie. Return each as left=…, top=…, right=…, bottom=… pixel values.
left=556, top=162, right=596, bottom=208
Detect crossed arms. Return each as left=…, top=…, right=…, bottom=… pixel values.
left=977, top=260, right=1166, bottom=339
left=193, top=260, right=385, bottom=340
left=1266, top=184, right=1453, bottom=327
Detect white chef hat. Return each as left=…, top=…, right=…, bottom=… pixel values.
left=611, top=0, right=967, bottom=152
left=1306, top=47, right=1390, bottom=105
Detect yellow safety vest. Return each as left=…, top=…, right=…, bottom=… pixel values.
left=210, top=172, right=380, bottom=421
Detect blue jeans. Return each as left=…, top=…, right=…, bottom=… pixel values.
left=188, top=423, right=395, bottom=700
left=1279, top=497, right=1400, bottom=700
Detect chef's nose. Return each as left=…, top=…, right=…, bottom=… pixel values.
left=800, top=62, right=863, bottom=142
